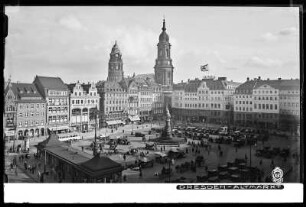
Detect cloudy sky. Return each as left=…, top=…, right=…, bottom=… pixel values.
left=4, top=6, right=300, bottom=84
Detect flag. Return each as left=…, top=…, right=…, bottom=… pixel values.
left=201, top=64, right=209, bottom=72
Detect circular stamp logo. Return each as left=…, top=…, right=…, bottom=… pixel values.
left=271, top=167, right=283, bottom=183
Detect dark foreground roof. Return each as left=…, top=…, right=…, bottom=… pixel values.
left=80, top=154, right=123, bottom=177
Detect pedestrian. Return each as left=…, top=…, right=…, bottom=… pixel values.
left=123, top=175, right=127, bottom=182
left=160, top=147, right=163, bottom=152
left=163, top=145, right=166, bottom=151
left=186, top=148, right=188, bottom=154
left=192, top=148, right=194, bottom=153
left=123, top=154, right=126, bottom=161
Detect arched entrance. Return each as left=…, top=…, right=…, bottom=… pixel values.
left=24, top=129, right=29, bottom=137
left=18, top=130, right=23, bottom=139
left=41, top=128, right=45, bottom=136
left=30, top=129, right=34, bottom=137
left=35, top=128, right=40, bottom=137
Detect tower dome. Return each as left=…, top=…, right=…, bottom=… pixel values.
left=111, top=41, right=121, bottom=55
left=159, top=19, right=169, bottom=42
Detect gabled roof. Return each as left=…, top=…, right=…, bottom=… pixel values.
left=34, top=76, right=68, bottom=90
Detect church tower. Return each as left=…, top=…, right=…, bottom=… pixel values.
left=154, top=19, right=174, bottom=87
left=107, top=41, right=124, bottom=82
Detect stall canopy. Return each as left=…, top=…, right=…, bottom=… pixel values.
left=128, top=115, right=140, bottom=121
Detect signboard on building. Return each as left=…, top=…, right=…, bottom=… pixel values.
left=5, top=130, right=15, bottom=136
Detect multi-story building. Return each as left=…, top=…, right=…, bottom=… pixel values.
left=5, top=82, right=47, bottom=139
left=97, top=81, right=127, bottom=128
left=33, top=76, right=70, bottom=135
left=172, top=77, right=240, bottom=125
left=233, top=77, right=300, bottom=131
left=138, top=82, right=153, bottom=122
left=4, top=80, right=18, bottom=140
left=121, top=77, right=141, bottom=124
left=67, top=81, right=100, bottom=132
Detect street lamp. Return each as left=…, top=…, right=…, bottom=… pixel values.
left=92, top=107, right=99, bottom=156
left=167, top=158, right=175, bottom=182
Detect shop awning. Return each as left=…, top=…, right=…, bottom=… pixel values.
left=106, top=120, right=123, bottom=125
left=48, top=126, right=70, bottom=131
left=128, top=115, right=140, bottom=121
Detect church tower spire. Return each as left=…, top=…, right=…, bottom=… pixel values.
left=154, top=18, right=174, bottom=87
left=107, top=41, right=124, bottom=82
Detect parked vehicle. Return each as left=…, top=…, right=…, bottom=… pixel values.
left=135, top=132, right=145, bottom=137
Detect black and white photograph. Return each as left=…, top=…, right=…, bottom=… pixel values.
left=3, top=5, right=303, bottom=203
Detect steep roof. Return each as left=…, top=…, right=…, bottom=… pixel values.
left=254, top=79, right=300, bottom=90
left=236, top=79, right=300, bottom=94
left=34, top=76, right=68, bottom=90
left=174, top=78, right=227, bottom=92
left=203, top=79, right=226, bottom=90
left=9, top=83, right=44, bottom=100
left=235, top=80, right=258, bottom=94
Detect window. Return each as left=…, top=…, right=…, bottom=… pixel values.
left=266, top=104, right=269, bottom=109
left=72, top=100, right=75, bottom=104
left=259, top=104, right=261, bottom=109
left=270, top=104, right=273, bottom=110
left=254, top=104, right=257, bottom=109
left=275, top=104, right=277, bottom=110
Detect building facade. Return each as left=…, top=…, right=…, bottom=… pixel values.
left=4, top=81, right=18, bottom=140
left=233, top=77, right=300, bottom=131
left=33, top=76, right=70, bottom=134
left=97, top=81, right=127, bottom=128
left=5, top=82, right=47, bottom=139
left=67, top=81, right=100, bottom=132
left=171, top=77, right=240, bottom=125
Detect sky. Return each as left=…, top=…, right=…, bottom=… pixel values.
left=4, top=6, right=300, bottom=84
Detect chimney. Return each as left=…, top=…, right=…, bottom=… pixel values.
left=247, top=77, right=250, bottom=81
left=188, top=79, right=190, bottom=82
left=181, top=80, right=183, bottom=83
left=278, top=78, right=281, bottom=80
left=258, top=76, right=261, bottom=80
left=267, top=78, right=269, bottom=80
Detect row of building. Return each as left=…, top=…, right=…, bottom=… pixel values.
left=171, top=76, right=300, bottom=131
